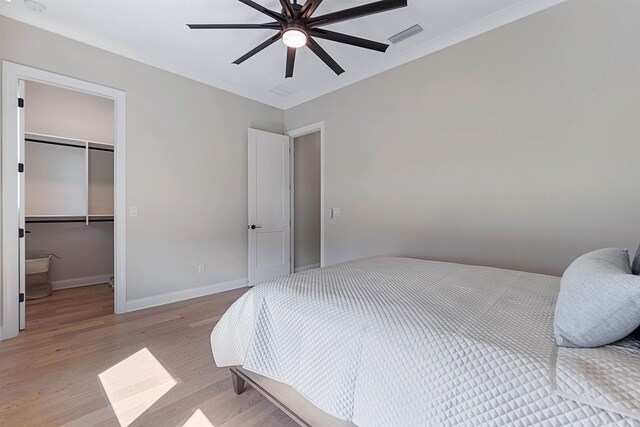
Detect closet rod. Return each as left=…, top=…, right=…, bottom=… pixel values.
left=26, top=219, right=114, bottom=224
left=26, top=138, right=114, bottom=153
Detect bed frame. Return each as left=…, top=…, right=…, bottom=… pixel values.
left=230, top=367, right=355, bottom=427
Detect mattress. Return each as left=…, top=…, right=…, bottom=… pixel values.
left=211, top=257, right=640, bottom=426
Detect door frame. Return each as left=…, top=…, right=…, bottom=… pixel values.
left=1, top=61, right=127, bottom=339
left=286, top=121, right=325, bottom=271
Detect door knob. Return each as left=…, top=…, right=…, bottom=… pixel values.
left=249, top=225, right=262, bottom=230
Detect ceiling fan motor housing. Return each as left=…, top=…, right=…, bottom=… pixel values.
left=283, top=22, right=307, bottom=34
left=287, top=2, right=304, bottom=15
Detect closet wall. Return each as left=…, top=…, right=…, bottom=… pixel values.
left=25, top=82, right=114, bottom=143
left=25, top=81, right=115, bottom=289
left=294, top=132, right=321, bottom=271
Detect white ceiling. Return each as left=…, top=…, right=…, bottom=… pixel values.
left=0, top=0, right=565, bottom=109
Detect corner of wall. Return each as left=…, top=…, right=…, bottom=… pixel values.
left=0, top=15, right=6, bottom=334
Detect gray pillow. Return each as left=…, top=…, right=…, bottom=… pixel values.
left=632, top=243, right=640, bottom=275
left=554, top=248, right=640, bottom=348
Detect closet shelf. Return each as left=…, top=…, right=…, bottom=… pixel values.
left=26, top=132, right=114, bottom=152
left=26, top=215, right=85, bottom=224
left=26, top=215, right=86, bottom=219
left=26, top=132, right=114, bottom=147
left=26, top=214, right=114, bottom=224
left=25, top=214, right=114, bottom=218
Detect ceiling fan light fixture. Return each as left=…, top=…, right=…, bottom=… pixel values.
left=283, top=26, right=308, bottom=48
left=187, top=0, right=408, bottom=77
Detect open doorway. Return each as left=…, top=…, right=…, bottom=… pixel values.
left=22, top=81, right=115, bottom=330
left=2, top=62, right=126, bottom=340
left=287, top=121, right=325, bottom=273
left=292, top=131, right=322, bottom=272
left=246, top=123, right=324, bottom=284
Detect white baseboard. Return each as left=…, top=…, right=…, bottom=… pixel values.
left=294, top=263, right=320, bottom=273
left=51, top=274, right=113, bottom=290
left=126, top=278, right=248, bottom=313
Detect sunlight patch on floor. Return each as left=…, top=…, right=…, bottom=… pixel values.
left=182, top=409, right=215, bottom=427
left=98, top=347, right=177, bottom=427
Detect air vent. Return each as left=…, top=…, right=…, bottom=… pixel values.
left=388, top=24, right=424, bottom=44
left=270, top=84, right=297, bottom=97
left=24, top=0, right=46, bottom=13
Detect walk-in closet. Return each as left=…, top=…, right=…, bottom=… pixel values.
left=23, top=81, right=115, bottom=327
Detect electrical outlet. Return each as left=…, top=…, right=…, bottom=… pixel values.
left=198, top=264, right=205, bottom=274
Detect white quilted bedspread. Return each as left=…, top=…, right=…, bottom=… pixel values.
left=211, top=257, right=640, bottom=426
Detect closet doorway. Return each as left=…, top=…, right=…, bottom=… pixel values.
left=23, top=82, right=115, bottom=330
left=2, top=62, right=127, bottom=340
left=287, top=122, right=325, bottom=272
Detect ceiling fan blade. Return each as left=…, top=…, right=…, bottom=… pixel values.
left=309, top=28, right=388, bottom=52
left=238, top=0, right=286, bottom=22
left=308, top=0, right=407, bottom=27
left=233, top=33, right=282, bottom=65
left=278, top=0, right=295, bottom=20
left=187, top=23, right=281, bottom=30
left=306, top=37, right=344, bottom=75
left=300, top=0, right=324, bottom=20
left=285, top=47, right=296, bottom=78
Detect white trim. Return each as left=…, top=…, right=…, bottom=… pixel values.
left=84, top=140, right=89, bottom=225
left=286, top=121, right=325, bottom=268
left=2, top=62, right=20, bottom=338
left=0, top=0, right=566, bottom=110
left=126, top=279, right=248, bottom=312
left=294, top=263, right=320, bottom=273
left=26, top=131, right=114, bottom=147
left=289, top=138, right=295, bottom=274
left=281, top=0, right=567, bottom=109
left=1, top=61, right=127, bottom=340
left=51, top=274, right=113, bottom=290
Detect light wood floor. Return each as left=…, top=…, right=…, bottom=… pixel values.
left=0, top=285, right=295, bottom=427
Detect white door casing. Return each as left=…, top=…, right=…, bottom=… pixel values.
left=18, top=80, right=26, bottom=330
left=248, top=128, right=291, bottom=285
left=2, top=61, right=127, bottom=340
left=285, top=121, right=325, bottom=270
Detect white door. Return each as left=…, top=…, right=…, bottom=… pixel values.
left=248, top=128, right=291, bottom=285
left=18, top=80, right=26, bottom=330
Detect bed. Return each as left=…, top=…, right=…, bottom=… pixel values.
left=211, top=257, right=640, bottom=426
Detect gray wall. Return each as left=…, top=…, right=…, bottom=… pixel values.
left=0, top=15, right=283, bottom=332
left=294, top=132, right=321, bottom=269
left=284, top=0, right=640, bottom=276
left=2, top=0, right=640, bottom=337
left=26, top=222, right=114, bottom=287
left=25, top=81, right=115, bottom=144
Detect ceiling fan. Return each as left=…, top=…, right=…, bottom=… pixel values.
left=187, top=0, right=408, bottom=78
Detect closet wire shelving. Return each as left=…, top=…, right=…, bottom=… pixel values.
left=24, top=132, right=115, bottom=226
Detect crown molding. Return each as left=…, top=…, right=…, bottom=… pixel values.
left=281, top=0, right=568, bottom=109
left=0, top=10, right=286, bottom=108
left=1, top=0, right=567, bottom=111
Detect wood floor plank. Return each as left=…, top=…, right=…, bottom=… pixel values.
left=0, top=285, right=292, bottom=427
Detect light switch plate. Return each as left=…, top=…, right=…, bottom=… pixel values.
left=331, top=208, right=341, bottom=219
left=130, top=207, right=138, bottom=217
